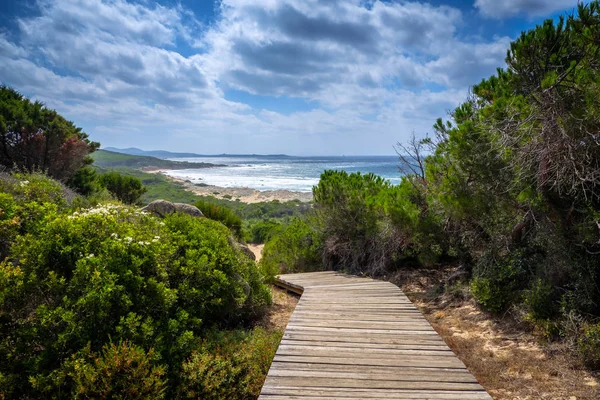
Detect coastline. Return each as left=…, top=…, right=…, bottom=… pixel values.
left=146, top=169, right=313, bottom=203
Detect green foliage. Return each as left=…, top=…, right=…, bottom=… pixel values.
left=194, top=199, right=244, bottom=240
left=0, top=172, right=70, bottom=258
left=98, top=171, right=147, bottom=205
left=0, top=86, right=99, bottom=181
left=312, top=171, right=425, bottom=275
left=0, top=195, right=272, bottom=398
left=418, top=2, right=600, bottom=322
left=578, top=323, right=600, bottom=370
left=524, top=279, right=557, bottom=321
left=34, top=341, right=167, bottom=399
left=246, top=219, right=283, bottom=244
left=67, top=166, right=99, bottom=196
left=260, top=218, right=322, bottom=279
left=470, top=277, right=515, bottom=314
left=194, top=196, right=310, bottom=221
left=179, top=328, right=281, bottom=399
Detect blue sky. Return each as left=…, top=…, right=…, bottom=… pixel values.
left=0, top=0, right=582, bottom=155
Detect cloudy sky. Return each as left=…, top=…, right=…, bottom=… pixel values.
left=0, top=0, right=580, bottom=155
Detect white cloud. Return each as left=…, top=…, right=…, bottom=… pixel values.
left=202, top=0, right=471, bottom=99
left=0, top=0, right=516, bottom=155
left=475, top=0, right=579, bottom=18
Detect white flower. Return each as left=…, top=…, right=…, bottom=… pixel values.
left=19, top=180, right=29, bottom=187
left=87, top=254, right=95, bottom=259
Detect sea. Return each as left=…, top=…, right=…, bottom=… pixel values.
left=163, top=155, right=402, bottom=192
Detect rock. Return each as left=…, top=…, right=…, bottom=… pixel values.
left=173, top=202, right=204, bottom=218
left=142, top=199, right=204, bottom=218
left=227, top=236, right=256, bottom=261
left=238, top=244, right=256, bottom=261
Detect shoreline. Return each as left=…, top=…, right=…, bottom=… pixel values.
left=146, top=169, right=313, bottom=203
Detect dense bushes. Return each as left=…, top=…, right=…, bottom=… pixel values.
left=260, top=218, right=322, bottom=279
left=55, top=341, right=167, bottom=399
left=179, top=328, right=281, bottom=399
left=313, top=171, right=411, bottom=275
left=261, top=171, right=443, bottom=278
left=246, top=219, right=283, bottom=244
left=0, top=173, right=273, bottom=398
left=97, top=171, right=147, bottom=204
left=425, top=2, right=600, bottom=321
left=0, top=171, right=73, bottom=259
left=195, top=199, right=244, bottom=240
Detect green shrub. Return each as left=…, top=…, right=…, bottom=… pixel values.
left=0, top=192, right=18, bottom=259
left=0, top=171, right=69, bottom=206
left=98, top=171, right=147, bottom=204
left=179, top=328, right=281, bottom=399
left=246, top=219, right=283, bottom=244
left=32, top=341, right=167, bottom=399
left=194, top=199, right=243, bottom=240
left=260, top=218, right=322, bottom=279
left=0, top=172, right=70, bottom=258
left=67, top=166, right=99, bottom=196
left=470, top=277, right=514, bottom=313
left=578, top=323, right=600, bottom=370
left=0, top=203, right=271, bottom=397
left=525, top=279, right=557, bottom=321
left=470, top=251, right=530, bottom=313
left=313, top=170, right=416, bottom=275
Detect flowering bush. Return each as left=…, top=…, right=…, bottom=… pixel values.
left=0, top=197, right=272, bottom=398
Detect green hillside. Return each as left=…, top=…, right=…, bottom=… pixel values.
left=92, top=149, right=218, bottom=170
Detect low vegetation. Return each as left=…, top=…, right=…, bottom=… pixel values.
left=261, top=2, right=600, bottom=373
left=0, top=171, right=277, bottom=398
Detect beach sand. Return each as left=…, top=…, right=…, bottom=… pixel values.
left=148, top=170, right=313, bottom=203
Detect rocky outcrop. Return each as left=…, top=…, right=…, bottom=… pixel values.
left=227, top=236, right=256, bottom=261
left=141, top=199, right=204, bottom=218
left=237, top=243, right=256, bottom=261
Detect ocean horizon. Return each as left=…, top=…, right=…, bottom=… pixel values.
left=163, top=155, right=403, bottom=192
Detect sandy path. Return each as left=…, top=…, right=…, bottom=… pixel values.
left=247, top=244, right=264, bottom=263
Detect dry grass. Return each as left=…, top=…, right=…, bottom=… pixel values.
left=257, top=286, right=299, bottom=332
left=253, top=243, right=298, bottom=332
left=392, top=267, right=599, bottom=400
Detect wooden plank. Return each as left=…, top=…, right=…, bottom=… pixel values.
left=263, top=376, right=483, bottom=391
left=259, top=272, right=491, bottom=399
left=272, top=354, right=466, bottom=369
left=260, top=389, right=492, bottom=399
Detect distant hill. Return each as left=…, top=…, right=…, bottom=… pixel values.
left=104, top=147, right=292, bottom=159
left=92, top=150, right=219, bottom=170
left=103, top=147, right=206, bottom=159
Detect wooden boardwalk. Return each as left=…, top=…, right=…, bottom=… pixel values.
left=259, top=271, right=492, bottom=399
